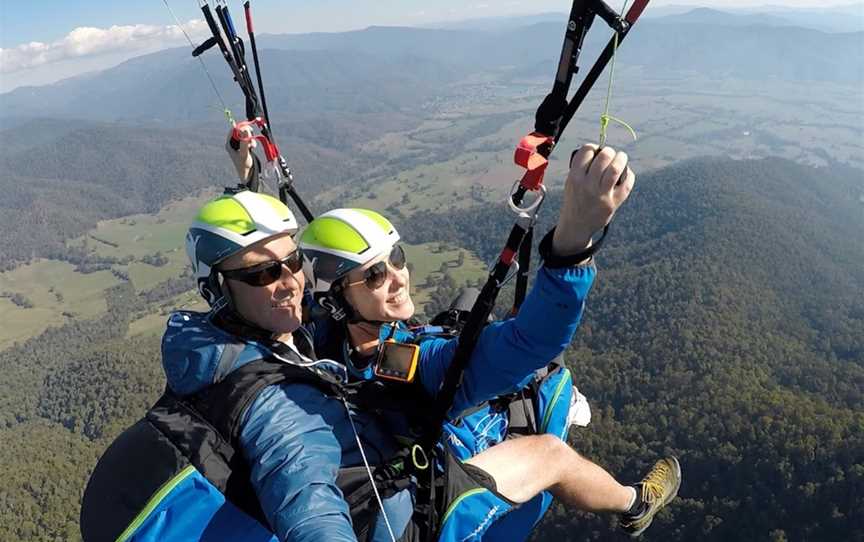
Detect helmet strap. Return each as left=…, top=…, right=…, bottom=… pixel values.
left=321, top=282, right=354, bottom=322
left=199, top=270, right=226, bottom=309
left=205, top=270, right=233, bottom=311
left=208, top=271, right=262, bottom=337
left=319, top=293, right=349, bottom=321
left=328, top=282, right=389, bottom=327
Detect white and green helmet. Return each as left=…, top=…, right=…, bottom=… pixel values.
left=185, top=190, right=298, bottom=306
left=299, top=208, right=400, bottom=314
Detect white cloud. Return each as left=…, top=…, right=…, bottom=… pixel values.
left=0, top=20, right=208, bottom=74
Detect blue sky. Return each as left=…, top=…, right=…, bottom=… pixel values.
left=0, top=0, right=854, bottom=91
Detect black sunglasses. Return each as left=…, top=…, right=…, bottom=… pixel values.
left=221, top=249, right=303, bottom=287
left=345, top=245, right=407, bottom=291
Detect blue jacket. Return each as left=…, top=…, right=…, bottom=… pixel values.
left=161, top=264, right=595, bottom=542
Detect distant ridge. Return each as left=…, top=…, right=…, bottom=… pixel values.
left=2, top=19, right=861, bottom=122
left=652, top=7, right=796, bottom=27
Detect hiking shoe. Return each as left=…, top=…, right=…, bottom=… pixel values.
left=619, top=456, right=681, bottom=537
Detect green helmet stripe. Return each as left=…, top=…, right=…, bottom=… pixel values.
left=302, top=216, right=370, bottom=254
left=194, top=195, right=256, bottom=235
left=194, top=192, right=295, bottom=236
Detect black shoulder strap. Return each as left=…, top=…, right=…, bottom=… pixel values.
left=187, top=356, right=341, bottom=445
left=149, top=356, right=341, bottom=529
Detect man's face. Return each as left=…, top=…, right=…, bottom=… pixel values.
left=343, top=248, right=415, bottom=322
left=220, top=233, right=304, bottom=336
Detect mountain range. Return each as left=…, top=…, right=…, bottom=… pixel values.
left=2, top=9, right=862, bottom=122
left=425, top=4, right=864, bottom=33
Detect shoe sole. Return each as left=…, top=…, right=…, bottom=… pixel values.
left=627, top=456, right=682, bottom=538
left=664, top=456, right=682, bottom=505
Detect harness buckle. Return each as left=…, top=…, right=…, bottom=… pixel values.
left=507, top=180, right=546, bottom=216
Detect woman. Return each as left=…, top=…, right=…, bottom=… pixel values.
left=299, top=145, right=680, bottom=539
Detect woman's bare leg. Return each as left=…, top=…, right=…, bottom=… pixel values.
left=464, top=434, right=634, bottom=511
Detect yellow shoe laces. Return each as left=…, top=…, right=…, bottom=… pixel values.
left=641, top=461, right=672, bottom=505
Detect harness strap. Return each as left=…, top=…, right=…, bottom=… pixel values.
left=511, top=226, right=533, bottom=315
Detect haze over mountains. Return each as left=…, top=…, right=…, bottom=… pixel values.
left=2, top=7, right=862, bottom=122
left=429, top=4, right=864, bottom=33
left=646, top=3, right=864, bottom=32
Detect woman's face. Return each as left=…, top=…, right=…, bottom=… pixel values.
left=342, top=246, right=415, bottom=322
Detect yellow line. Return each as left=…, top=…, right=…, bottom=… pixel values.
left=441, top=488, right=487, bottom=526
left=116, top=465, right=198, bottom=542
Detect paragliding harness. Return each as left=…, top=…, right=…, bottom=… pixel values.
left=80, top=310, right=443, bottom=542
left=308, top=288, right=577, bottom=541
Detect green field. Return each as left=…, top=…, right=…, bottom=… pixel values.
left=403, top=242, right=487, bottom=310
left=67, top=194, right=214, bottom=259
left=0, top=260, right=118, bottom=348
left=0, top=194, right=216, bottom=349
left=335, top=155, right=502, bottom=217
left=320, top=74, right=863, bottom=227
left=127, top=290, right=207, bottom=339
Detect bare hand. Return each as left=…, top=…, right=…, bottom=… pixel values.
left=225, top=126, right=258, bottom=182
left=552, top=144, right=636, bottom=256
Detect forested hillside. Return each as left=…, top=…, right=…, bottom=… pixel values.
left=0, top=117, right=386, bottom=271
left=408, top=157, right=864, bottom=541
left=0, top=155, right=861, bottom=541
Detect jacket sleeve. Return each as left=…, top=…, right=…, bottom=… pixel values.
left=418, top=264, right=596, bottom=414
left=239, top=383, right=357, bottom=542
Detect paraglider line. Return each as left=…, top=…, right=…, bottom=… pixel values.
left=162, top=0, right=233, bottom=124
